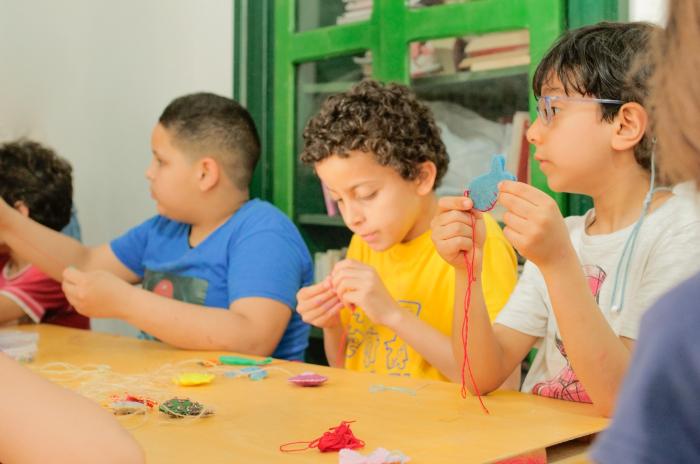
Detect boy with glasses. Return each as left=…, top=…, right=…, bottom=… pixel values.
left=431, top=21, right=700, bottom=416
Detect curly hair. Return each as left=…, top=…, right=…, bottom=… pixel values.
left=300, top=80, right=448, bottom=188
left=0, top=139, right=73, bottom=231
left=533, top=21, right=659, bottom=171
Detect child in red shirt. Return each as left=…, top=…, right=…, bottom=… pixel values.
left=0, top=140, right=88, bottom=329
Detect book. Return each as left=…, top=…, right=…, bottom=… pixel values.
left=464, top=30, right=529, bottom=55
left=458, top=49, right=530, bottom=72
left=313, top=248, right=348, bottom=284
left=506, top=111, right=531, bottom=184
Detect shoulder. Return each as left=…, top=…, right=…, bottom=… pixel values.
left=134, top=215, right=188, bottom=239
left=131, top=215, right=182, bottom=232
left=563, top=212, right=587, bottom=231
left=652, top=193, right=700, bottom=227
left=225, top=200, right=309, bottom=258
left=230, top=199, right=297, bottom=232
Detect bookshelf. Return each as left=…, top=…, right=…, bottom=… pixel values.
left=232, top=0, right=626, bottom=363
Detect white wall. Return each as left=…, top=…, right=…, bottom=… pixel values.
left=0, top=0, right=233, bottom=335
left=630, top=0, right=667, bottom=24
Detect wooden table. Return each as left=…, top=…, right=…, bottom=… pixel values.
left=13, top=325, right=607, bottom=463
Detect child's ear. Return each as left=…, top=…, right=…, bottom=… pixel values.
left=415, top=161, right=437, bottom=195
left=197, top=157, right=220, bottom=192
left=13, top=201, right=30, bottom=218
left=611, top=102, right=648, bottom=152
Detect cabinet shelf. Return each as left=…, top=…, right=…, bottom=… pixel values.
left=301, top=65, right=529, bottom=95
left=298, top=213, right=347, bottom=227
left=412, top=64, right=529, bottom=91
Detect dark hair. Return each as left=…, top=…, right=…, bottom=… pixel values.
left=159, top=92, right=261, bottom=190
left=300, top=80, right=449, bottom=188
left=651, top=0, right=700, bottom=185
left=0, top=139, right=73, bottom=231
left=533, top=21, right=659, bottom=170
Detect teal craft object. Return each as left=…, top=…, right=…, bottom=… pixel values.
left=224, top=367, right=269, bottom=380
left=241, top=367, right=268, bottom=381
left=467, top=154, right=516, bottom=211
left=218, top=355, right=272, bottom=366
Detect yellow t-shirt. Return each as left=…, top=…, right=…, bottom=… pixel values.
left=341, top=213, right=517, bottom=381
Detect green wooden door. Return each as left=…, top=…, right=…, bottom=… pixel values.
left=233, top=0, right=627, bottom=232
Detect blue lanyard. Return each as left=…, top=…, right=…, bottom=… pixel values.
left=609, top=152, right=658, bottom=313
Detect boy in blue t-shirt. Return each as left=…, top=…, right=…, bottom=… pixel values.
left=0, top=93, right=312, bottom=360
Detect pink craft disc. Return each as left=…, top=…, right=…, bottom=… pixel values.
left=288, top=371, right=328, bottom=387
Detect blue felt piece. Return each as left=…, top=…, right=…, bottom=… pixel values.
left=467, top=154, right=516, bottom=211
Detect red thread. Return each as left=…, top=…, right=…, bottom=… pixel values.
left=279, top=420, right=365, bottom=453
left=462, top=192, right=490, bottom=414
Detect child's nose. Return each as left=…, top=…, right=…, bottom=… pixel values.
left=145, top=162, right=155, bottom=180
left=526, top=116, right=544, bottom=147
left=344, top=202, right=364, bottom=227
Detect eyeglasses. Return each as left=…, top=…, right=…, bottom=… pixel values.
left=535, top=96, right=625, bottom=126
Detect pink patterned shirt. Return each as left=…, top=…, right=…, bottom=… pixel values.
left=0, top=256, right=89, bottom=329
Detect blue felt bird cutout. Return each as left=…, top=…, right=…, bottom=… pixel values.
left=466, top=154, right=516, bottom=212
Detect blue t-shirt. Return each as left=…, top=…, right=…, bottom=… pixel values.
left=110, top=199, right=312, bottom=360
left=591, top=271, right=700, bottom=463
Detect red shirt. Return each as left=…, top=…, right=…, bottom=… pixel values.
left=0, top=256, right=89, bottom=329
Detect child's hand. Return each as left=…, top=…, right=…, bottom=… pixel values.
left=430, top=196, right=485, bottom=271
left=62, top=268, right=132, bottom=319
left=296, top=277, right=345, bottom=329
left=331, top=260, right=401, bottom=328
left=498, top=180, right=573, bottom=268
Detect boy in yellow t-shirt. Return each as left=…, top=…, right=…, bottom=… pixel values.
left=296, top=80, right=517, bottom=382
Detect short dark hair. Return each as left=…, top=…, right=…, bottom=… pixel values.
left=159, top=92, right=261, bottom=190
left=533, top=21, right=659, bottom=170
left=300, top=80, right=449, bottom=188
left=0, top=139, right=73, bottom=231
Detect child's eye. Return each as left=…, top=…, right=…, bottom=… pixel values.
left=359, top=191, right=377, bottom=201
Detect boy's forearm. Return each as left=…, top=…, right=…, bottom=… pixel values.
left=0, top=205, right=89, bottom=280
left=322, top=325, right=345, bottom=367
left=540, top=252, right=631, bottom=416
left=119, top=288, right=278, bottom=354
left=452, top=269, right=510, bottom=393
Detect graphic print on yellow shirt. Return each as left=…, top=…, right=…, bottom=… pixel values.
left=341, top=213, right=517, bottom=381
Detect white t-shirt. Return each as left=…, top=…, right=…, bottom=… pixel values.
left=495, top=193, right=700, bottom=402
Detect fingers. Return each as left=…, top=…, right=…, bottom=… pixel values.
left=498, top=180, right=550, bottom=206
left=502, top=225, right=525, bottom=251
left=62, top=266, right=84, bottom=284
left=330, top=261, right=371, bottom=290
left=299, top=297, right=341, bottom=324
left=330, top=259, right=365, bottom=274
left=501, top=209, right=530, bottom=235
left=498, top=191, right=538, bottom=219
left=297, top=283, right=340, bottom=314
left=437, top=196, right=474, bottom=214
left=313, top=301, right=344, bottom=327
left=296, top=278, right=347, bottom=327
left=297, top=280, right=332, bottom=301
left=440, top=236, right=474, bottom=255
